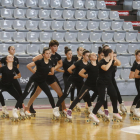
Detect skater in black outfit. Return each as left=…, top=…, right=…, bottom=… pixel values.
left=28, top=40, right=67, bottom=114
left=0, top=55, right=24, bottom=118
left=55, top=50, right=92, bottom=111
left=129, top=50, right=140, bottom=116
left=14, top=47, right=59, bottom=119
left=0, top=46, right=24, bottom=113
left=88, top=49, right=122, bottom=123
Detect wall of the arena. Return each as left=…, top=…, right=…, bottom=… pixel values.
left=1, top=57, right=137, bottom=100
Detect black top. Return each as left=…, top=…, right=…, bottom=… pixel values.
left=0, top=66, right=19, bottom=86
left=73, top=55, right=79, bottom=62
left=0, top=56, right=19, bottom=67
left=32, top=59, right=55, bottom=83
left=97, top=59, right=115, bottom=85
left=131, top=60, right=140, bottom=80
left=51, top=52, right=61, bottom=66
left=72, top=59, right=89, bottom=81
left=63, top=57, right=75, bottom=77
left=84, top=63, right=98, bottom=87
left=112, top=66, right=117, bottom=79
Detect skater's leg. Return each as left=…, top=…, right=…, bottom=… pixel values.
left=70, top=87, right=75, bottom=101
left=107, top=84, right=118, bottom=113
left=38, top=82, right=55, bottom=108
left=91, top=92, right=98, bottom=102
left=112, top=79, right=122, bottom=104
left=15, top=79, right=35, bottom=109
left=0, top=93, right=5, bottom=106
left=83, top=91, right=92, bottom=107
left=50, top=82, right=66, bottom=110
left=93, top=85, right=106, bottom=114
left=56, top=81, right=74, bottom=107
left=69, top=85, right=90, bottom=110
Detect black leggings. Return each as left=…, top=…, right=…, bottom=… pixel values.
left=112, top=79, right=122, bottom=104
left=56, top=76, right=91, bottom=107
left=93, top=83, right=118, bottom=114
left=63, top=75, right=75, bottom=101
left=132, top=79, right=140, bottom=108
left=0, top=85, right=22, bottom=108
left=0, top=79, right=23, bottom=106
left=15, top=78, right=55, bottom=109
left=69, top=84, right=107, bottom=110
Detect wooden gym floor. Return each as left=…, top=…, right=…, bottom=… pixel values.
left=0, top=105, right=140, bottom=140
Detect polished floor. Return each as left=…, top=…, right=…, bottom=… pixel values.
left=0, top=103, right=140, bottom=140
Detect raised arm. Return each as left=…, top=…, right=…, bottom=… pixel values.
left=79, top=69, right=88, bottom=78
left=55, top=59, right=63, bottom=70
left=129, top=71, right=135, bottom=79
left=68, top=64, right=76, bottom=74
left=26, top=62, right=36, bottom=74
left=32, top=54, right=43, bottom=62
left=134, top=69, right=140, bottom=79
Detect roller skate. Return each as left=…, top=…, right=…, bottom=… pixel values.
left=25, top=110, right=31, bottom=119
left=19, top=108, right=26, bottom=120
left=60, top=109, right=67, bottom=117
left=30, top=106, right=36, bottom=117
left=102, top=109, right=110, bottom=122
left=96, top=108, right=104, bottom=118
left=52, top=107, right=60, bottom=120
left=65, top=109, right=72, bottom=122
left=130, top=105, right=136, bottom=117
left=112, top=113, right=122, bottom=122
left=118, top=109, right=123, bottom=116
left=132, top=108, right=140, bottom=121
left=87, top=112, right=99, bottom=125
left=1, top=106, right=9, bottom=119
left=76, top=103, right=81, bottom=112
left=86, top=106, right=93, bottom=118
left=11, top=108, right=19, bottom=122
left=120, top=101, right=127, bottom=115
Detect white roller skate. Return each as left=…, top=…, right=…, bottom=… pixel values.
left=11, top=108, right=19, bottom=122
left=76, top=103, right=81, bottom=112
left=85, top=106, right=93, bottom=118
left=118, top=109, right=123, bottom=116
left=65, top=109, right=72, bottom=122
left=132, top=108, right=140, bottom=121
left=87, top=112, right=99, bottom=125
left=1, top=106, right=9, bottom=118
left=120, top=101, right=127, bottom=115
left=103, top=109, right=110, bottom=122
left=130, top=105, right=136, bottom=117
left=60, top=109, right=67, bottom=117
left=25, top=110, right=31, bottom=119
left=19, top=108, right=26, bottom=120
left=97, top=108, right=104, bottom=118
left=52, top=107, right=60, bottom=120
left=112, top=113, right=122, bottom=122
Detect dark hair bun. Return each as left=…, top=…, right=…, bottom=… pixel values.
left=64, top=46, right=69, bottom=50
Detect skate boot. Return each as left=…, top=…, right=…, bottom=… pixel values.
left=103, top=109, right=110, bottom=122
left=118, top=109, right=123, bottom=116
left=19, top=108, right=26, bottom=120
left=60, top=109, right=67, bottom=117
left=112, top=113, right=122, bottom=122
left=132, top=108, right=140, bottom=121
left=87, top=112, right=99, bottom=125
left=1, top=106, right=9, bottom=118
left=97, top=108, right=104, bottom=118
left=76, top=103, right=81, bottom=112
left=65, top=109, right=72, bottom=122
left=11, top=108, right=19, bottom=122
left=120, top=101, right=127, bottom=115
left=52, top=107, right=60, bottom=120
left=25, top=110, right=31, bottom=119
left=130, top=105, right=136, bottom=117
left=30, top=105, right=36, bottom=117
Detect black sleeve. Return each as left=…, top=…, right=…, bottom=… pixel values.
left=99, top=60, right=104, bottom=68
left=14, top=67, right=20, bottom=74
left=131, top=62, right=136, bottom=72
left=74, top=60, right=80, bottom=67
left=57, top=54, right=61, bottom=61
left=51, top=60, right=55, bottom=67
left=0, top=67, right=3, bottom=73
left=63, top=61, right=67, bottom=71
left=136, top=64, right=140, bottom=71
left=17, top=58, right=19, bottom=65
left=84, top=64, right=90, bottom=72
left=0, top=57, right=6, bottom=64
left=35, top=60, right=40, bottom=66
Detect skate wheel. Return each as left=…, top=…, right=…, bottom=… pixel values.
left=132, top=117, right=135, bottom=120
left=117, top=120, right=120, bottom=122
left=87, top=120, right=89, bottom=123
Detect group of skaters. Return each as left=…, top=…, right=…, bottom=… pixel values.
left=0, top=40, right=140, bottom=124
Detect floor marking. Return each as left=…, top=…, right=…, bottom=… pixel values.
left=121, top=125, right=140, bottom=134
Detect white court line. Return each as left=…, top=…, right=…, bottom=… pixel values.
left=121, top=125, right=140, bottom=135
